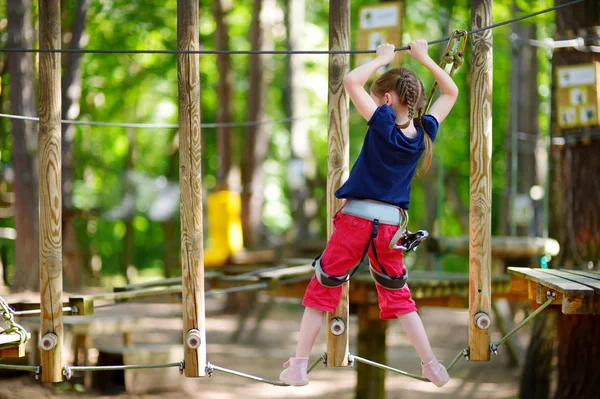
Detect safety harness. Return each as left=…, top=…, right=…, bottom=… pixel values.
left=312, top=200, right=428, bottom=290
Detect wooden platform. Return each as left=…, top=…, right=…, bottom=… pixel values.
left=0, top=332, right=26, bottom=357
left=271, top=267, right=513, bottom=308
left=507, top=267, right=600, bottom=314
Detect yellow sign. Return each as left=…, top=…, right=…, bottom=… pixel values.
left=556, top=62, right=599, bottom=128
left=355, top=1, right=404, bottom=77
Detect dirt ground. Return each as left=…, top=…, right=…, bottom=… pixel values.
left=0, top=293, right=527, bottom=399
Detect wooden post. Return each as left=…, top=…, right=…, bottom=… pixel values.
left=39, top=0, right=64, bottom=383
left=325, top=0, right=350, bottom=367
left=468, top=0, right=493, bottom=362
left=178, top=0, right=206, bottom=377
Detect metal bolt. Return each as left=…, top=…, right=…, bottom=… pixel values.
left=474, top=312, right=491, bottom=330
left=330, top=318, right=345, bottom=336
left=186, top=329, right=202, bottom=349
left=40, top=333, right=58, bottom=351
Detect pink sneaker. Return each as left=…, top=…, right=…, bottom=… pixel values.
left=279, top=357, right=309, bottom=386
left=421, top=358, right=450, bottom=387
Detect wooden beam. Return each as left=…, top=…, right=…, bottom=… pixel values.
left=325, top=0, right=351, bottom=368
left=39, top=0, right=63, bottom=383
left=427, top=236, right=560, bottom=258
left=468, top=0, right=493, bottom=362
left=178, top=0, right=206, bottom=378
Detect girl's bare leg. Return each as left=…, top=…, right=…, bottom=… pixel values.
left=295, top=306, right=325, bottom=358
left=397, top=311, right=435, bottom=363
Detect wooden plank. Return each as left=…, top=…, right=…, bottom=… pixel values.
left=178, top=0, right=205, bottom=378
left=258, top=264, right=313, bottom=280
left=0, top=333, right=21, bottom=345
left=508, top=267, right=594, bottom=296
left=561, top=269, right=600, bottom=282
left=325, top=0, right=350, bottom=368
left=39, top=0, right=63, bottom=383
left=427, top=236, right=560, bottom=257
left=542, top=269, right=600, bottom=293
left=510, top=275, right=529, bottom=294
left=469, top=0, right=493, bottom=362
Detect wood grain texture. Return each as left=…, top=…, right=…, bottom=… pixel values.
left=468, top=0, right=493, bottom=362
left=39, top=0, right=63, bottom=383
left=178, top=0, right=206, bottom=377
left=325, top=0, right=351, bottom=368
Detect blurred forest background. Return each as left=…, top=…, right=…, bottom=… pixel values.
left=0, top=0, right=559, bottom=291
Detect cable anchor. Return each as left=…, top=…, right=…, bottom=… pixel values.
left=206, top=362, right=214, bottom=377
left=63, top=365, right=73, bottom=380
left=490, top=343, right=499, bottom=356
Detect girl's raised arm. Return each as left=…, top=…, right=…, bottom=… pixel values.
left=343, top=43, right=396, bottom=121
left=406, top=40, right=459, bottom=124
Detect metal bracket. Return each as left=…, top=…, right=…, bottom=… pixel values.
left=545, top=289, right=557, bottom=300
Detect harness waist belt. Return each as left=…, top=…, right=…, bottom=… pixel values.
left=341, top=200, right=404, bottom=226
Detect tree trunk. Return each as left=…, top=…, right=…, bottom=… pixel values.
left=519, top=309, right=558, bottom=399
left=284, top=0, right=312, bottom=243
left=505, top=2, right=539, bottom=237
left=123, top=128, right=136, bottom=283
left=62, top=0, right=90, bottom=290
left=355, top=305, right=387, bottom=399
left=241, top=0, right=273, bottom=248
left=8, top=0, right=39, bottom=292
left=213, top=0, right=234, bottom=190
left=526, top=1, right=600, bottom=398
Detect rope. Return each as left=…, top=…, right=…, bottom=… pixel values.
left=307, top=354, right=326, bottom=374
left=12, top=306, right=76, bottom=317
left=0, top=112, right=326, bottom=130
left=0, top=0, right=586, bottom=56
left=0, top=364, right=39, bottom=372
left=349, top=354, right=429, bottom=382
left=343, top=297, right=556, bottom=384
left=492, top=297, right=554, bottom=349
left=207, top=362, right=288, bottom=387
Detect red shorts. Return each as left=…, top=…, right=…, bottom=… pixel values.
left=302, top=212, right=417, bottom=320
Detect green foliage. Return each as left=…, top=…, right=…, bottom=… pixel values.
left=0, top=0, right=559, bottom=282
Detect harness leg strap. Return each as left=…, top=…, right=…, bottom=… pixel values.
left=313, top=255, right=349, bottom=288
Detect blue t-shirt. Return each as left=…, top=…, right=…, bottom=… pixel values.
left=335, top=105, right=439, bottom=210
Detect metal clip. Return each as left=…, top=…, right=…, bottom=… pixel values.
left=490, top=343, right=498, bottom=356
left=179, top=361, right=185, bottom=375
left=205, top=362, right=214, bottom=377
left=398, top=230, right=429, bottom=252
left=462, top=349, right=470, bottom=361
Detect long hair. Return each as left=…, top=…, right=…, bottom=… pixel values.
left=370, top=68, right=433, bottom=174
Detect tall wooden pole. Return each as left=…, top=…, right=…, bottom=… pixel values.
left=178, top=0, right=206, bottom=377
left=325, top=0, right=350, bottom=367
left=468, top=0, right=493, bottom=362
left=39, top=0, right=64, bottom=383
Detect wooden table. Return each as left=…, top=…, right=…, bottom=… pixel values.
left=507, top=267, right=600, bottom=314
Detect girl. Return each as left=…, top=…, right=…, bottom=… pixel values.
left=280, top=40, right=458, bottom=388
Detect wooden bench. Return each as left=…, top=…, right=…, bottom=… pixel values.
left=507, top=267, right=600, bottom=314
